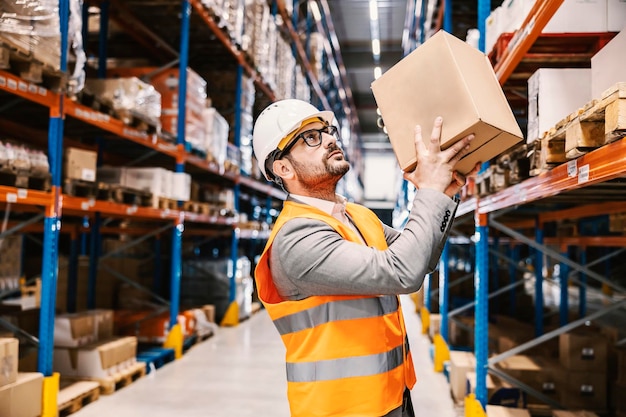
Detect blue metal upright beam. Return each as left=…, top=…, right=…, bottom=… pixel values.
left=170, top=221, right=183, bottom=328
left=38, top=0, right=69, bottom=377
left=478, top=0, right=490, bottom=52
left=423, top=273, right=431, bottom=311
left=474, top=213, right=489, bottom=409
left=559, top=246, right=570, bottom=326
left=443, top=0, right=452, bottom=33
left=229, top=64, right=244, bottom=304
left=439, top=242, right=450, bottom=343
left=534, top=221, right=544, bottom=337
left=168, top=0, right=191, bottom=329
left=153, top=236, right=162, bottom=294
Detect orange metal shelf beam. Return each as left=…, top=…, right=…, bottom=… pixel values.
left=275, top=0, right=331, bottom=110
left=238, top=176, right=286, bottom=200
left=0, top=70, right=60, bottom=108
left=494, top=0, right=565, bottom=84
left=64, top=99, right=179, bottom=159
left=188, top=0, right=275, bottom=101
left=479, top=137, right=626, bottom=214
left=0, top=186, right=52, bottom=207
left=540, top=201, right=626, bottom=224
left=61, top=194, right=236, bottom=226
left=544, top=236, right=626, bottom=247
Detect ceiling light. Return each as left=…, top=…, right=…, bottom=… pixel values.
left=374, top=66, right=382, bottom=79
left=369, top=0, right=379, bottom=21
left=310, top=1, right=322, bottom=22
left=371, top=39, right=380, bottom=57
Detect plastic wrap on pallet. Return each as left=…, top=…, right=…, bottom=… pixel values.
left=244, top=0, right=271, bottom=77
left=83, top=77, right=162, bottom=127
left=203, top=107, right=229, bottom=170
left=0, top=0, right=86, bottom=93
left=275, top=32, right=296, bottom=99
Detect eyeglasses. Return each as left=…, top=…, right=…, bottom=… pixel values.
left=279, top=125, right=340, bottom=157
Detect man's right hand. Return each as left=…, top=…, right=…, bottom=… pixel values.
left=403, top=117, right=474, bottom=198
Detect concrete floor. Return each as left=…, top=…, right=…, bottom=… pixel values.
left=72, top=295, right=458, bottom=417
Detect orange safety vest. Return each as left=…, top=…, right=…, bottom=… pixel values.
left=255, top=200, right=417, bottom=417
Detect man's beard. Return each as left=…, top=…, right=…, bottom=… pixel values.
left=286, top=147, right=350, bottom=190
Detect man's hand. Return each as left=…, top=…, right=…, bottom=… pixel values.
left=403, top=117, right=475, bottom=198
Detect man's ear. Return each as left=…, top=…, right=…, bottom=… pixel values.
left=272, top=159, right=295, bottom=182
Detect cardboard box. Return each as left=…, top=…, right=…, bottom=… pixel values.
left=543, top=0, right=607, bottom=33
left=0, top=372, right=43, bottom=417
left=608, top=0, right=626, bottom=32
left=371, top=30, right=523, bottom=175
left=494, top=355, right=566, bottom=403
left=527, top=68, right=591, bottom=144
left=449, top=350, right=475, bottom=402
left=54, top=312, right=96, bottom=347
left=170, top=172, right=191, bottom=202
left=53, top=336, right=138, bottom=379
left=487, top=405, right=531, bottom=417
left=465, top=371, right=497, bottom=400
left=0, top=338, right=18, bottom=387
left=429, top=314, right=441, bottom=340
left=559, top=331, right=608, bottom=372
left=124, top=167, right=172, bottom=199
left=64, top=147, right=97, bottom=182
left=591, top=29, right=626, bottom=99
left=202, top=304, right=216, bottom=323
left=86, top=309, right=114, bottom=341
left=562, top=370, right=607, bottom=410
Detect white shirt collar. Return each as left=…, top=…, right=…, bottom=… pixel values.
left=290, top=193, right=347, bottom=216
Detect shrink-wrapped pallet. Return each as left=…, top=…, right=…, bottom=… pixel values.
left=84, top=77, right=162, bottom=128
left=0, top=0, right=86, bottom=93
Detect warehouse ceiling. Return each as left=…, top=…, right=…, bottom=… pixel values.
left=326, top=0, right=493, bottom=150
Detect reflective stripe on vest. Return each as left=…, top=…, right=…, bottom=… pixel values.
left=286, top=344, right=404, bottom=383
left=273, top=296, right=398, bottom=335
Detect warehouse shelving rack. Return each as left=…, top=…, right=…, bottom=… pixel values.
left=400, top=0, right=626, bottom=414
left=0, top=0, right=360, bottom=411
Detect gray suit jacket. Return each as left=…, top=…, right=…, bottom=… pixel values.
left=269, top=188, right=458, bottom=300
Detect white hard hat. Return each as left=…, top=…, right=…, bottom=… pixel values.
left=253, top=99, right=334, bottom=181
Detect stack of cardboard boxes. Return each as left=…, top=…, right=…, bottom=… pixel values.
left=0, top=338, right=43, bottom=417
left=52, top=309, right=141, bottom=380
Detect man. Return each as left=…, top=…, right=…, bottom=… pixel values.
left=253, top=98, right=475, bottom=417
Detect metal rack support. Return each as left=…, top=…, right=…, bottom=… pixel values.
left=474, top=212, right=489, bottom=408
left=439, top=242, right=450, bottom=342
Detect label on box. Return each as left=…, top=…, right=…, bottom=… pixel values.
left=580, top=384, right=594, bottom=395
left=578, top=165, right=589, bottom=184
left=567, top=160, right=577, bottom=177
left=82, top=168, right=96, bottom=182
left=581, top=347, right=595, bottom=359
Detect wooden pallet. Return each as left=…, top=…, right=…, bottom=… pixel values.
left=0, top=169, right=51, bottom=191
left=64, top=178, right=98, bottom=199
left=76, top=91, right=161, bottom=135
left=58, top=380, right=100, bottom=416
left=97, top=183, right=153, bottom=207
left=182, top=200, right=211, bottom=215
left=0, top=40, right=67, bottom=92
left=87, top=361, right=147, bottom=395
left=541, top=82, right=626, bottom=160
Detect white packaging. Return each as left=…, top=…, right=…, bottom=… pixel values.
left=170, top=172, right=191, bottom=202
left=543, top=0, right=607, bottom=33
left=608, top=0, right=626, bottom=31
left=503, top=0, right=534, bottom=33
left=485, top=6, right=503, bottom=54
left=123, top=167, right=172, bottom=199
left=591, top=29, right=626, bottom=98
left=53, top=337, right=138, bottom=379
left=527, top=68, right=592, bottom=143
